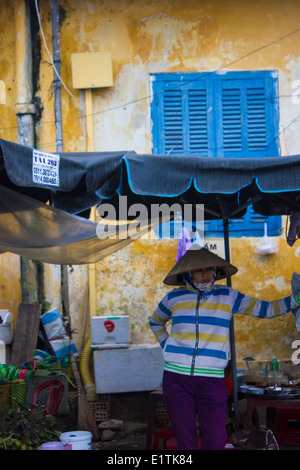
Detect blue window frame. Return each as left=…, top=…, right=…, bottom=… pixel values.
left=151, top=71, right=282, bottom=237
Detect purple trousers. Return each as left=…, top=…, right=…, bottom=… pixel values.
left=162, top=370, right=228, bottom=450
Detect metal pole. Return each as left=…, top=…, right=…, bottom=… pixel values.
left=51, top=0, right=69, bottom=315
left=15, top=0, right=40, bottom=303
left=51, top=0, right=63, bottom=153
left=223, top=219, right=239, bottom=415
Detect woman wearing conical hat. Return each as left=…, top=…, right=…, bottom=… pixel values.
left=149, top=244, right=300, bottom=450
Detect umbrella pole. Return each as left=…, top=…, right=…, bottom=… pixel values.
left=223, top=219, right=239, bottom=415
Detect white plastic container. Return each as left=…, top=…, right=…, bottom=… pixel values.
left=93, top=344, right=164, bottom=393
left=91, top=315, right=130, bottom=344
left=59, top=431, right=92, bottom=450
left=0, top=310, right=13, bottom=344
left=0, top=340, right=5, bottom=364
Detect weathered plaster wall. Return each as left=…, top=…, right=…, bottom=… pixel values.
left=0, top=3, right=18, bottom=145
left=1, top=0, right=300, bottom=364
left=0, top=3, right=22, bottom=324
left=93, top=234, right=300, bottom=363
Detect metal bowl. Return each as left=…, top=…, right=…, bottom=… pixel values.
left=265, top=387, right=293, bottom=396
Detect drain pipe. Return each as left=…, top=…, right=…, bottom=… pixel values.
left=51, top=0, right=69, bottom=317
left=51, top=1, right=95, bottom=401
left=15, top=0, right=36, bottom=147
left=15, top=0, right=40, bottom=304
left=51, top=0, right=63, bottom=154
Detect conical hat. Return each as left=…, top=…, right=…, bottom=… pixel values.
left=163, top=244, right=238, bottom=286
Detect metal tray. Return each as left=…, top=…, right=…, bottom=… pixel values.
left=239, top=386, right=300, bottom=399
left=265, top=387, right=300, bottom=397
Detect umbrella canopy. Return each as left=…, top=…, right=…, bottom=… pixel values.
left=0, top=138, right=134, bottom=216
left=99, top=152, right=300, bottom=220
left=1, top=138, right=300, bottom=221
left=0, top=138, right=299, bottom=415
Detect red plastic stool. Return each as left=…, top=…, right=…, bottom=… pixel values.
left=31, top=379, right=65, bottom=417
left=152, top=425, right=175, bottom=449
left=274, top=408, right=300, bottom=446
left=165, top=437, right=202, bottom=450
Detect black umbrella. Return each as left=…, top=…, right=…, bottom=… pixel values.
left=1, top=137, right=300, bottom=413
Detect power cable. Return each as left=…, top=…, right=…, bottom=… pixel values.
left=2, top=11, right=300, bottom=151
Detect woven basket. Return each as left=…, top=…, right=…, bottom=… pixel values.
left=0, top=380, right=28, bottom=410
left=25, top=371, right=69, bottom=416
left=10, top=381, right=27, bottom=409
left=0, top=383, right=10, bottom=411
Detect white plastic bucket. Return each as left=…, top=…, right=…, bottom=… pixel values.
left=59, top=431, right=92, bottom=450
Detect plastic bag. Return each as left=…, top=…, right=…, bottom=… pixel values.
left=40, top=308, right=66, bottom=340
left=229, top=413, right=279, bottom=450
left=291, top=272, right=300, bottom=331
left=255, top=223, right=278, bottom=255
left=0, top=310, right=13, bottom=344
left=176, top=227, right=192, bottom=262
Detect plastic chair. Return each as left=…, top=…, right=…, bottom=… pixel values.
left=31, top=379, right=65, bottom=417
left=274, top=408, right=300, bottom=447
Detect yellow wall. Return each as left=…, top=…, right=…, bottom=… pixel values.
left=92, top=234, right=300, bottom=363
left=1, top=0, right=300, bottom=365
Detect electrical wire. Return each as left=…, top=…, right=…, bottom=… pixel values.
left=34, top=0, right=77, bottom=103
left=32, top=6, right=300, bottom=125
left=34, top=0, right=89, bottom=149
left=2, top=9, right=300, bottom=152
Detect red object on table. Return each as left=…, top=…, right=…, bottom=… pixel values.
left=274, top=408, right=300, bottom=446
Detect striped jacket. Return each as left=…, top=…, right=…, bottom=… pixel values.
left=150, top=284, right=299, bottom=378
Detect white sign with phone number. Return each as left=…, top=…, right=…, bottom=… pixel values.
left=32, top=149, right=60, bottom=187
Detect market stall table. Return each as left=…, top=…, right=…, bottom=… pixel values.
left=242, top=391, right=300, bottom=431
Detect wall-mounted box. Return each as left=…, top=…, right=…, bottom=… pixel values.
left=71, top=52, right=113, bottom=89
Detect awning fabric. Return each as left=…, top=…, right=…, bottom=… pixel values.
left=100, top=153, right=300, bottom=219
left=0, top=183, right=153, bottom=265
left=1, top=138, right=300, bottom=220
left=0, top=138, right=134, bottom=215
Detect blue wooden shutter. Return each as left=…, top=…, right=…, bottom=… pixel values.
left=151, top=72, right=282, bottom=238
left=214, top=75, right=279, bottom=158
left=151, top=76, right=211, bottom=155
left=187, top=88, right=209, bottom=155
left=247, top=87, right=267, bottom=152
left=213, top=75, right=281, bottom=234
left=163, top=89, right=184, bottom=154
left=221, top=87, right=242, bottom=153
